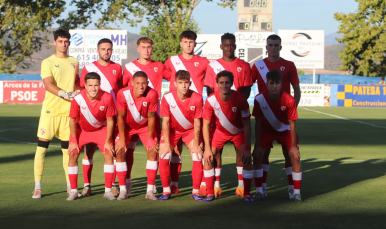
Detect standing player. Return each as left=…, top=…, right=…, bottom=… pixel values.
left=252, top=70, right=302, bottom=203
left=32, top=29, right=80, bottom=198
left=202, top=71, right=253, bottom=202
left=67, top=72, right=126, bottom=201
left=122, top=37, right=166, bottom=194
left=158, top=70, right=204, bottom=201
left=164, top=30, right=210, bottom=193
left=204, top=32, right=253, bottom=197
left=252, top=34, right=301, bottom=198
left=115, top=71, right=159, bottom=200
left=79, top=38, right=123, bottom=197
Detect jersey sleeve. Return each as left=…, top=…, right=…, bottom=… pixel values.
left=252, top=97, right=263, bottom=118
left=122, top=65, right=132, bottom=87
left=105, top=94, right=117, bottom=117
left=40, top=59, right=53, bottom=79
left=202, top=97, right=214, bottom=121
left=239, top=94, right=251, bottom=119
left=251, top=64, right=258, bottom=83
left=148, top=91, right=158, bottom=113
left=160, top=95, right=170, bottom=117
left=289, top=61, right=300, bottom=86
left=242, top=62, right=253, bottom=87
left=194, top=96, right=203, bottom=119
left=286, top=97, right=298, bottom=121
left=204, top=65, right=216, bottom=88
left=69, top=99, right=80, bottom=119
left=163, top=58, right=172, bottom=81
left=79, top=68, right=89, bottom=88
left=116, top=90, right=127, bottom=111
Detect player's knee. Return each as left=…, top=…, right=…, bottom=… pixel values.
left=61, top=141, right=69, bottom=149
left=37, top=140, right=50, bottom=149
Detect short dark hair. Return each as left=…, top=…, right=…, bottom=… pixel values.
left=266, top=70, right=282, bottom=83
left=381, top=77, right=385, bottom=80
left=216, top=70, right=234, bottom=84
left=97, top=38, right=113, bottom=48
left=180, top=30, right=197, bottom=41
left=54, top=29, right=71, bottom=41
left=221, top=33, right=236, bottom=43
left=84, top=72, right=101, bottom=83
left=267, top=34, right=281, bottom=43
left=175, top=70, right=190, bottom=81
left=133, top=71, right=148, bottom=80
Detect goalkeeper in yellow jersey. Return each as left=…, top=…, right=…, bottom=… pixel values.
left=32, top=29, right=81, bottom=198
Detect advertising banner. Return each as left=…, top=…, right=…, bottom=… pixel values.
left=278, top=30, right=324, bottom=69
left=195, top=34, right=222, bottom=62
left=69, top=30, right=128, bottom=68
left=291, top=84, right=325, bottom=106
left=337, top=85, right=386, bottom=107
left=1, top=81, right=45, bottom=104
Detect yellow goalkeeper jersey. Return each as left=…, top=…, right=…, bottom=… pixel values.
left=40, top=55, right=79, bottom=117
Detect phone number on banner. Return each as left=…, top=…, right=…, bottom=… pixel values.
left=77, top=54, right=121, bottom=68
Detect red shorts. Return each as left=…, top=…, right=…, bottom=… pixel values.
left=160, top=129, right=195, bottom=148
left=69, top=127, right=108, bottom=152
left=261, top=131, right=300, bottom=151
left=211, top=129, right=245, bottom=149
left=115, top=126, right=157, bottom=147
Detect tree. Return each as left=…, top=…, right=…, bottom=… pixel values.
left=60, top=0, right=237, bottom=62
left=0, top=0, right=66, bottom=73
left=334, top=0, right=386, bottom=77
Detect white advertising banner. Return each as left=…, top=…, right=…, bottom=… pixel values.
left=69, top=30, right=128, bottom=68
left=195, top=34, right=222, bottom=62
left=278, top=30, right=324, bottom=69
left=292, top=84, right=325, bottom=106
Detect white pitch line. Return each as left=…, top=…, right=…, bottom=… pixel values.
left=0, top=127, right=385, bottom=163
left=303, top=108, right=386, bottom=129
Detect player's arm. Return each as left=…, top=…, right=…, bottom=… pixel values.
left=74, top=64, right=82, bottom=91
left=293, top=84, right=301, bottom=107
left=289, top=120, right=300, bottom=160
left=68, top=118, right=79, bottom=153
left=206, top=86, right=214, bottom=96
left=191, top=118, right=203, bottom=159
left=104, top=116, right=115, bottom=155
left=242, top=117, right=252, bottom=164
left=115, top=109, right=127, bottom=153
left=160, top=116, right=172, bottom=159
left=202, top=118, right=213, bottom=165
left=147, top=111, right=158, bottom=150
left=253, top=117, right=263, bottom=157
left=241, top=86, right=251, bottom=99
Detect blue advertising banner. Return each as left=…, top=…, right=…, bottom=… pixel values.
left=337, top=85, right=386, bottom=107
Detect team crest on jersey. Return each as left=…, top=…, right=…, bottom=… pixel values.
left=190, top=106, right=195, bottom=111
left=100, top=106, right=105, bottom=111
left=82, top=106, right=87, bottom=109
left=113, top=70, right=116, bottom=75
left=40, top=128, right=46, bottom=135
left=232, top=107, right=237, bottom=112
left=154, top=67, right=158, bottom=72
left=143, top=102, right=147, bottom=107
left=260, top=66, right=264, bottom=69
left=175, top=62, right=180, bottom=65
left=161, top=135, right=164, bottom=140
left=237, top=67, right=242, bottom=72
left=71, top=63, right=76, bottom=69
left=280, top=66, right=285, bottom=71
left=281, top=106, right=286, bottom=111
left=194, top=62, right=199, bottom=67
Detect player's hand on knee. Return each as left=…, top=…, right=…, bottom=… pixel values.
left=289, top=146, right=300, bottom=160
left=203, top=148, right=213, bottom=165
left=68, top=142, right=80, bottom=154
left=191, top=143, right=204, bottom=160
left=252, top=146, right=264, bottom=160
left=115, top=139, right=127, bottom=155
left=147, top=137, right=158, bottom=151
left=104, top=142, right=115, bottom=156
left=160, top=144, right=171, bottom=159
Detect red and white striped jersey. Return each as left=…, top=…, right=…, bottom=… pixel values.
left=202, top=90, right=251, bottom=135
left=252, top=90, right=298, bottom=135
left=70, top=90, right=116, bottom=132
left=116, top=86, right=158, bottom=130
left=160, top=90, right=203, bottom=132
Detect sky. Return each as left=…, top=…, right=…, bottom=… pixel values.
left=61, top=0, right=359, bottom=36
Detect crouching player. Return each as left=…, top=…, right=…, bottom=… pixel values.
left=252, top=70, right=302, bottom=203
left=115, top=71, right=159, bottom=200
left=67, top=72, right=125, bottom=201
left=202, top=71, right=254, bottom=202
left=158, top=70, right=204, bottom=201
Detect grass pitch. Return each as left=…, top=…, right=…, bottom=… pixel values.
left=0, top=105, right=385, bottom=229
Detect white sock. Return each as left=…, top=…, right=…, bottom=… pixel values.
left=256, top=187, right=263, bottom=194
left=200, top=181, right=206, bottom=186
left=147, top=184, right=155, bottom=192
left=35, top=181, right=41, bottom=190
left=192, top=189, right=199, bottom=194
left=120, top=185, right=127, bottom=192
left=215, top=181, right=220, bottom=188
left=171, top=181, right=178, bottom=187
left=262, top=183, right=267, bottom=191
left=237, top=166, right=243, bottom=187
left=105, top=187, right=112, bottom=192
left=67, top=182, right=71, bottom=191
left=71, top=189, right=77, bottom=193
left=163, top=186, right=171, bottom=193
left=84, top=183, right=90, bottom=187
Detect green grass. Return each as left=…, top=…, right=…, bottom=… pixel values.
left=0, top=104, right=385, bottom=229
